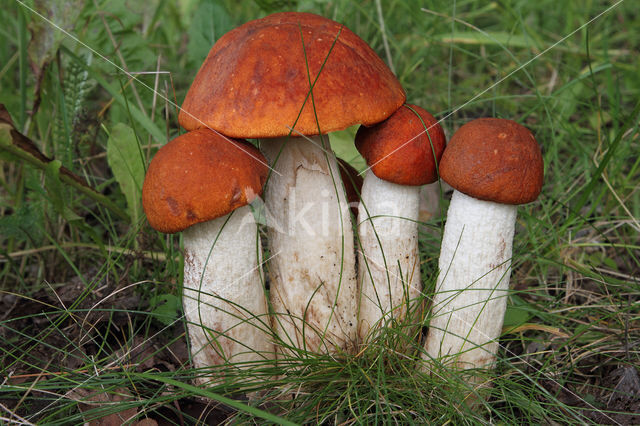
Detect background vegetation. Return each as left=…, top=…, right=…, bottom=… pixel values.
left=1, top=0, right=638, bottom=423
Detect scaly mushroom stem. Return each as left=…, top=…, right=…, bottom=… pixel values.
left=357, top=172, right=422, bottom=341
left=423, top=190, right=516, bottom=370
left=261, top=135, right=357, bottom=357
left=182, top=205, right=273, bottom=383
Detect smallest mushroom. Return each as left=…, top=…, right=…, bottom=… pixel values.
left=423, top=118, right=543, bottom=373
left=355, top=104, right=446, bottom=343
left=142, top=129, right=274, bottom=384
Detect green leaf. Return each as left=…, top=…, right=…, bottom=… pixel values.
left=106, top=123, right=146, bottom=225
left=503, top=296, right=535, bottom=327
left=330, top=126, right=365, bottom=171
left=187, top=0, right=235, bottom=66
left=149, top=294, right=181, bottom=326
left=503, top=305, right=532, bottom=328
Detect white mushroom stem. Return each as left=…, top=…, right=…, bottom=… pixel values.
left=357, top=172, right=422, bottom=342
left=423, top=190, right=516, bottom=370
left=261, top=135, right=357, bottom=356
left=182, top=205, right=273, bottom=384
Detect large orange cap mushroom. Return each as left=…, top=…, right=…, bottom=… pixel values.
left=142, top=129, right=268, bottom=233
left=355, top=104, right=446, bottom=186
left=178, top=12, right=406, bottom=138
left=439, top=118, right=543, bottom=205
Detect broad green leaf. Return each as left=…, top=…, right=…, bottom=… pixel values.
left=149, top=294, right=182, bottom=326
left=106, top=123, right=145, bottom=225
left=329, top=126, right=365, bottom=172
left=503, top=295, right=535, bottom=327
left=187, top=0, right=235, bottom=65
left=503, top=305, right=533, bottom=328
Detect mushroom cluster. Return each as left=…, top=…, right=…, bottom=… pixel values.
left=178, top=11, right=405, bottom=358
left=142, top=11, right=544, bottom=390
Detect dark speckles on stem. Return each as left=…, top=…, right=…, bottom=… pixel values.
left=304, top=304, right=317, bottom=324
left=497, top=238, right=506, bottom=259
left=184, top=250, right=195, bottom=270
left=489, top=239, right=508, bottom=270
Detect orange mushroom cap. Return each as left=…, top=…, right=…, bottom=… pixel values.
left=142, top=129, right=268, bottom=233
left=178, top=12, right=406, bottom=138
left=355, top=104, right=446, bottom=186
left=439, top=118, right=544, bottom=205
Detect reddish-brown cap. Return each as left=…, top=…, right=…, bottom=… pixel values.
left=440, top=118, right=543, bottom=205
left=178, top=12, right=406, bottom=138
left=142, top=129, right=268, bottom=233
left=355, top=104, right=446, bottom=186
